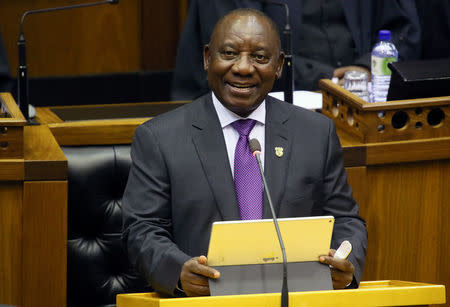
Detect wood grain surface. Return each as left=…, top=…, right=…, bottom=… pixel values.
left=48, top=118, right=147, bottom=145
left=0, top=159, right=24, bottom=181
left=358, top=160, right=450, bottom=307
left=0, top=0, right=141, bottom=76
left=24, top=125, right=67, bottom=180
left=32, top=102, right=450, bottom=307
left=0, top=93, right=27, bottom=123
left=1, top=120, right=67, bottom=307
left=365, top=137, right=450, bottom=165
left=0, top=182, right=23, bottom=306
left=320, top=79, right=450, bottom=143
left=142, top=0, right=187, bottom=70
left=22, top=180, right=67, bottom=307
left=0, top=0, right=189, bottom=76
left=34, top=106, right=64, bottom=124
left=1, top=93, right=26, bottom=159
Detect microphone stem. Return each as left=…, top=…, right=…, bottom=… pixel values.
left=17, top=0, right=117, bottom=121
left=283, top=27, right=293, bottom=105
left=20, top=0, right=112, bottom=34
left=17, top=38, right=28, bottom=120
left=259, top=0, right=293, bottom=103
left=255, top=153, right=289, bottom=307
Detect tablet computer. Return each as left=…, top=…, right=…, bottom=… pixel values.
left=207, top=216, right=334, bottom=266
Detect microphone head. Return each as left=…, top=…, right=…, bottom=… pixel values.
left=249, top=138, right=262, bottom=155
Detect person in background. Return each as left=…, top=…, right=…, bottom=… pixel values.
left=415, top=0, right=450, bottom=60
left=123, top=8, right=367, bottom=297
left=171, top=0, right=421, bottom=100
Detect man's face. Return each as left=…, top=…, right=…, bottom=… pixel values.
left=204, top=14, right=284, bottom=117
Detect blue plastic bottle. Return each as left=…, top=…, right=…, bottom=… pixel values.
left=371, top=30, right=398, bottom=102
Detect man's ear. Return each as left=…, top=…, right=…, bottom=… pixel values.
left=203, top=44, right=210, bottom=71
left=275, top=51, right=285, bottom=79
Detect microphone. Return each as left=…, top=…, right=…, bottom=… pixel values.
left=17, top=0, right=119, bottom=121
left=249, top=138, right=289, bottom=307
left=253, top=0, right=294, bottom=104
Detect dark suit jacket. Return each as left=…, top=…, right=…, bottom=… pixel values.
left=172, top=0, right=421, bottom=98
left=122, top=94, right=367, bottom=296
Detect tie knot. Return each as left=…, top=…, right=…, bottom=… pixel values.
left=232, top=119, right=256, bottom=137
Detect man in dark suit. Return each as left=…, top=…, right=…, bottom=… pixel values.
left=122, top=8, right=367, bottom=297
left=172, top=0, right=421, bottom=99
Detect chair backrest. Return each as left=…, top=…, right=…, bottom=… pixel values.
left=62, top=145, right=150, bottom=307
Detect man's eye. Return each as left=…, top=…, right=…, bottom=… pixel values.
left=222, top=50, right=236, bottom=57
left=253, top=54, right=268, bottom=62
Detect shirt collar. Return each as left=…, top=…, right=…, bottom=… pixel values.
left=211, top=92, right=266, bottom=128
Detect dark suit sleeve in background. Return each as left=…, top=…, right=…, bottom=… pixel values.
left=171, top=0, right=209, bottom=100
left=352, top=0, right=422, bottom=68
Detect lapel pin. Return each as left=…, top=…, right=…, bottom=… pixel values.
left=275, top=147, right=284, bottom=157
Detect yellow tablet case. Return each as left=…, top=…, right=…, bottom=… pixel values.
left=207, top=216, right=335, bottom=266
left=207, top=216, right=335, bottom=296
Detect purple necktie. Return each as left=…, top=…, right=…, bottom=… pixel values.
left=232, top=119, right=263, bottom=220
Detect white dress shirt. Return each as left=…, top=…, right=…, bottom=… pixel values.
left=211, top=92, right=265, bottom=178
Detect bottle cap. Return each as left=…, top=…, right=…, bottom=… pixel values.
left=379, top=30, right=391, bottom=41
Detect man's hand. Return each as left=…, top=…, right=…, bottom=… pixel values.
left=180, top=255, right=220, bottom=296
left=333, top=65, right=370, bottom=85
left=319, top=249, right=354, bottom=289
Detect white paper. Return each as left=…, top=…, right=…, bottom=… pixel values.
left=269, top=90, right=323, bottom=110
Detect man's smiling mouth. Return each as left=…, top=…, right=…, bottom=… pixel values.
left=226, top=82, right=256, bottom=89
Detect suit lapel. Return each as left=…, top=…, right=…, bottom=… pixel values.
left=190, top=95, right=240, bottom=220
left=263, top=97, right=291, bottom=218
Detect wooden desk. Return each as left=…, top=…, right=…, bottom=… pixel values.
left=340, top=131, right=450, bottom=307
left=35, top=101, right=450, bottom=307
left=117, top=280, right=446, bottom=307
left=1, top=94, right=67, bottom=307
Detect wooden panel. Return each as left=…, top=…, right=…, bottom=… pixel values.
left=320, top=79, right=450, bottom=143
left=0, top=159, right=24, bottom=181
left=36, top=101, right=189, bottom=145
left=345, top=166, right=368, bottom=211
left=366, top=137, right=450, bottom=165
left=0, top=92, right=26, bottom=122
left=48, top=118, right=147, bottom=145
left=141, top=0, right=187, bottom=70
left=0, top=0, right=141, bottom=76
left=22, top=181, right=67, bottom=307
left=342, top=146, right=366, bottom=167
left=34, top=107, right=64, bottom=124
left=1, top=93, right=26, bottom=159
left=0, top=0, right=189, bottom=76
left=360, top=160, right=450, bottom=306
left=0, top=182, right=23, bottom=307
left=24, top=125, right=67, bottom=180
left=1, top=112, right=67, bottom=306
left=0, top=126, right=24, bottom=159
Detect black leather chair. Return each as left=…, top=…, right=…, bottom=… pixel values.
left=62, top=145, right=150, bottom=307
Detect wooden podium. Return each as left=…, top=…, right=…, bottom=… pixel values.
left=33, top=87, right=450, bottom=306
left=0, top=93, right=67, bottom=307
left=318, top=80, right=450, bottom=307
left=116, top=280, right=446, bottom=307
